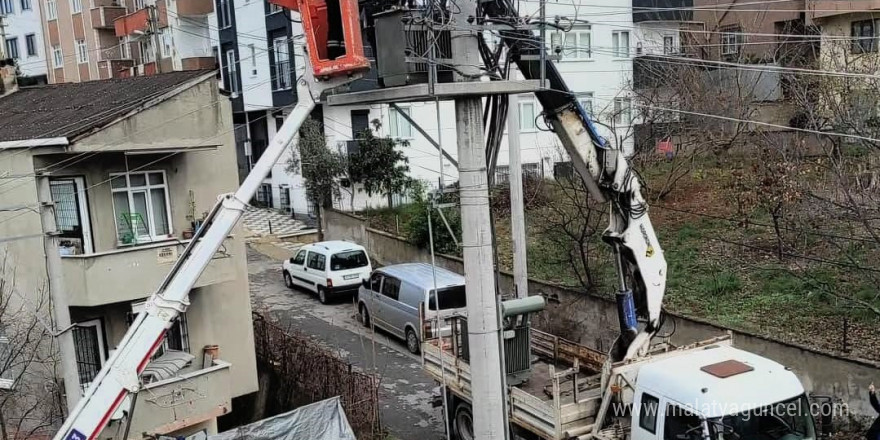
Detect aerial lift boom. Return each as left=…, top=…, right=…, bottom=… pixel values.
left=52, top=2, right=367, bottom=438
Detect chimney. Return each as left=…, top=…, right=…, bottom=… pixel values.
left=0, top=59, right=18, bottom=97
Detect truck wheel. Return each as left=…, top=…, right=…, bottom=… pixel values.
left=359, top=304, right=371, bottom=328
left=406, top=328, right=420, bottom=355
left=453, top=402, right=474, bottom=440
left=318, top=287, right=328, bottom=304
left=283, top=272, right=293, bottom=289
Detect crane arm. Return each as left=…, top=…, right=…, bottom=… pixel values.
left=485, top=9, right=668, bottom=360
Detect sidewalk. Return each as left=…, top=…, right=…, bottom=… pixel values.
left=241, top=206, right=317, bottom=259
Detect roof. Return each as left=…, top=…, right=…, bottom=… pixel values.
left=379, top=263, right=465, bottom=290
left=308, top=240, right=367, bottom=253
left=637, top=345, right=805, bottom=418
left=0, top=70, right=214, bottom=143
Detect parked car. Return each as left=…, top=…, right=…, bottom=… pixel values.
left=282, top=241, right=372, bottom=304
left=357, top=263, right=467, bottom=354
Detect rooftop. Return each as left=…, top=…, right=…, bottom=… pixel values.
left=0, top=70, right=214, bottom=143
left=637, top=345, right=805, bottom=418
left=379, top=263, right=465, bottom=290
left=309, top=240, right=367, bottom=253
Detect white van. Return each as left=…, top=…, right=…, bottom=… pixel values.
left=282, top=241, right=372, bottom=304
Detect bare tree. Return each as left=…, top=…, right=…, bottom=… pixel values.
left=0, top=253, right=64, bottom=440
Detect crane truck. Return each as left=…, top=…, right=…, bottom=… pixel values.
left=51, top=0, right=831, bottom=439
left=417, top=2, right=834, bottom=440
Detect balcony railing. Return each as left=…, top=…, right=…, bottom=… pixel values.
left=91, top=5, right=127, bottom=29
left=61, top=238, right=236, bottom=307
left=272, top=60, right=292, bottom=91
left=121, top=359, right=232, bottom=437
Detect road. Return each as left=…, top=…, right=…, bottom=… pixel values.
left=247, top=245, right=446, bottom=440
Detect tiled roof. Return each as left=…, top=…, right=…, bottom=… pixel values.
left=0, top=70, right=214, bottom=143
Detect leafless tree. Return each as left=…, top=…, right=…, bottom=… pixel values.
left=0, top=253, right=64, bottom=440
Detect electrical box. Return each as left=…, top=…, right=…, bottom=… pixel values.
left=374, top=8, right=453, bottom=87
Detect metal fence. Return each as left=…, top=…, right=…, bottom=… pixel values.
left=252, top=313, right=382, bottom=439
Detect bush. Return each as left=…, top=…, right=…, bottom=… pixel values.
left=405, top=194, right=461, bottom=256
left=490, top=175, right=552, bottom=217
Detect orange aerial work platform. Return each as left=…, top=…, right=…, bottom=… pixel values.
left=267, top=0, right=370, bottom=78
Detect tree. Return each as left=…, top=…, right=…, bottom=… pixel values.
left=348, top=122, right=412, bottom=208
left=0, top=253, right=64, bottom=440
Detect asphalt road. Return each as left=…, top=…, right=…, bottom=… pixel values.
left=247, top=245, right=447, bottom=440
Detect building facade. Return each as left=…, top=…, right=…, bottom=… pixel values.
left=39, top=0, right=215, bottom=83
left=0, top=71, right=258, bottom=438
left=1, top=0, right=49, bottom=84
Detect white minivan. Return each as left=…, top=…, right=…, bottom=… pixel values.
left=282, top=241, right=372, bottom=304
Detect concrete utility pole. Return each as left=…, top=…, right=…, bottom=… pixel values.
left=36, top=177, right=83, bottom=412
left=507, top=94, right=528, bottom=299
left=450, top=0, right=508, bottom=438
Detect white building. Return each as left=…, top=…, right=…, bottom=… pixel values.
left=1, top=0, right=48, bottom=83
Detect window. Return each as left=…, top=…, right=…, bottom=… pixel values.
left=614, top=97, right=632, bottom=125
left=52, top=45, right=62, bottom=67
left=612, top=31, right=630, bottom=58
left=25, top=34, right=36, bottom=56
left=272, top=37, right=291, bottom=90
left=129, top=302, right=189, bottom=359
left=50, top=180, right=81, bottom=233
left=0, top=0, right=13, bottom=14
left=20, top=0, right=30, bottom=10
left=133, top=0, right=143, bottom=8
left=280, top=185, right=290, bottom=208
left=268, top=1, right=282, bottom=13
left=663, top=35, right=674, bottom=54
left=217, top=0, right=231, bottom=28
left=4, top=38, right=18, bottom=60
left=160, top=28, right=171, bottom=58
left=72, top=319, right=106, bottom=390
left=554, top=161, right=574, bottom=180
left=428, top=285, right=467, bottom=310
left=577, top=92, right=593, bottom=115
left=638, top=393, right=659, bottom=433
left=721, top=28, right=744, bottom=56
left=225, top=49, right=238, bottom=93
left=520, top=100, right=536, bottom=132
left=248, top=44, right=256, bottom=69
left=331, top=250, right=369, bottom=271
left=292, top=249, right=306, bottom=265
left=69, top=0, right=80, bottom=13
left=522, top=162, right=542, bottom=179
left=119, top=37, right=128, bottom=58
left=380, top=276, right=400, bottom=300
left=494, top=165, right=509, bottom=185
left=75, top=39, right=87, bottom=64
left=110, top=171, right=172, bottom=243
left=46, top=0, right=56, bottom=19
left=370, top=272, right=383, bottom=292
left=140, top=39, right=154, bottom=63
left=0, top=335, right=15, bottom=390
left=389, top=105, right=413, bottom=138
left=664, top=405, right=703, bottom=440
left=852, top=19, right=877, bottom=53
left=306, top=251, right=326, bottom=271
left=557, top=27, right=591, bottom=60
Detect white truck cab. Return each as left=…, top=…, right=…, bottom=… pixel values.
left=632, top=345, right=816, bottom=440
left=282, top=241, right=372, bottom=304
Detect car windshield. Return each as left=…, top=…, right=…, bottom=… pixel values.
left=428, top=285, right=467, bottom=310
left=710, top=395, right=816, bottom=440
left=330, top=250, right=368, bottom=271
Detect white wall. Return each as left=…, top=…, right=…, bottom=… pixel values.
left=633, top=22, right=681, bottom=56
left=173, top=17, right=214, bottom=61
left=234, top=1, right=273, bottom=110
left=3, top=0, right=48, bottom=77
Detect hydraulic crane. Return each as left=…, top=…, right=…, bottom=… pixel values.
left=52, top=1, right=367, bottom=439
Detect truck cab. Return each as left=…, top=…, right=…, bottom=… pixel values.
left=631, top=345, right=817, bottom=440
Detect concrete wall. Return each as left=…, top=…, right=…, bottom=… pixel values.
left=323, top=208, right=880, bottom=418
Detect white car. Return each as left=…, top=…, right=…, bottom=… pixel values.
left=282, top=241, right=372, bottom=304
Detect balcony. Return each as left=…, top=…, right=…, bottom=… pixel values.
left=91, top=5, right=127, bottom=29
left=177, top=0, right=213, bottom=16
left=61, top=238, right=237, bottom=307
left=120, top=360, right=232, bottom=437
left=114, top=8, right=149, bottom=36
left=809, top=0, right=880, bottom=21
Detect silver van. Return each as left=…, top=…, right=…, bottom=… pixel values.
left=357, top=263, right=466, bottom=354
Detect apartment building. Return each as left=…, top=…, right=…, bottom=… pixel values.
left=39, top=0, right=215, bottom=83
left=0, top=71, right=257, bottom=438
left=809, top=0, right=880, bottom=64
left=1, top=0, right=50, bottom=84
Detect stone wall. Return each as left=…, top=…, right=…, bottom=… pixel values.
left=323, top=208, right=880, bottom=418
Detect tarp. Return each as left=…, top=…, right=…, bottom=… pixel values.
left=208, top=397, right=357, bottom=440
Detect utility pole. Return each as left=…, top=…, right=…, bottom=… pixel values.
left=450, top=0, right=508, bottom=438
left=507, top=94, right=528, bottom=299
left=36, top=177, right=83, bottom=412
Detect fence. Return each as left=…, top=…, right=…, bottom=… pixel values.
left=252, top=313, right=382, bottom=439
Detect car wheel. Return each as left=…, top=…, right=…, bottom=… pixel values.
left=406, top=327, right=420, bottom=355
left=359, top=304, right=371, bottom=328
left=318, top=287, right=328, bottom=304
left=283, top=272, right=293, bottom=289
left=453, top=402, right=474, bottom=440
